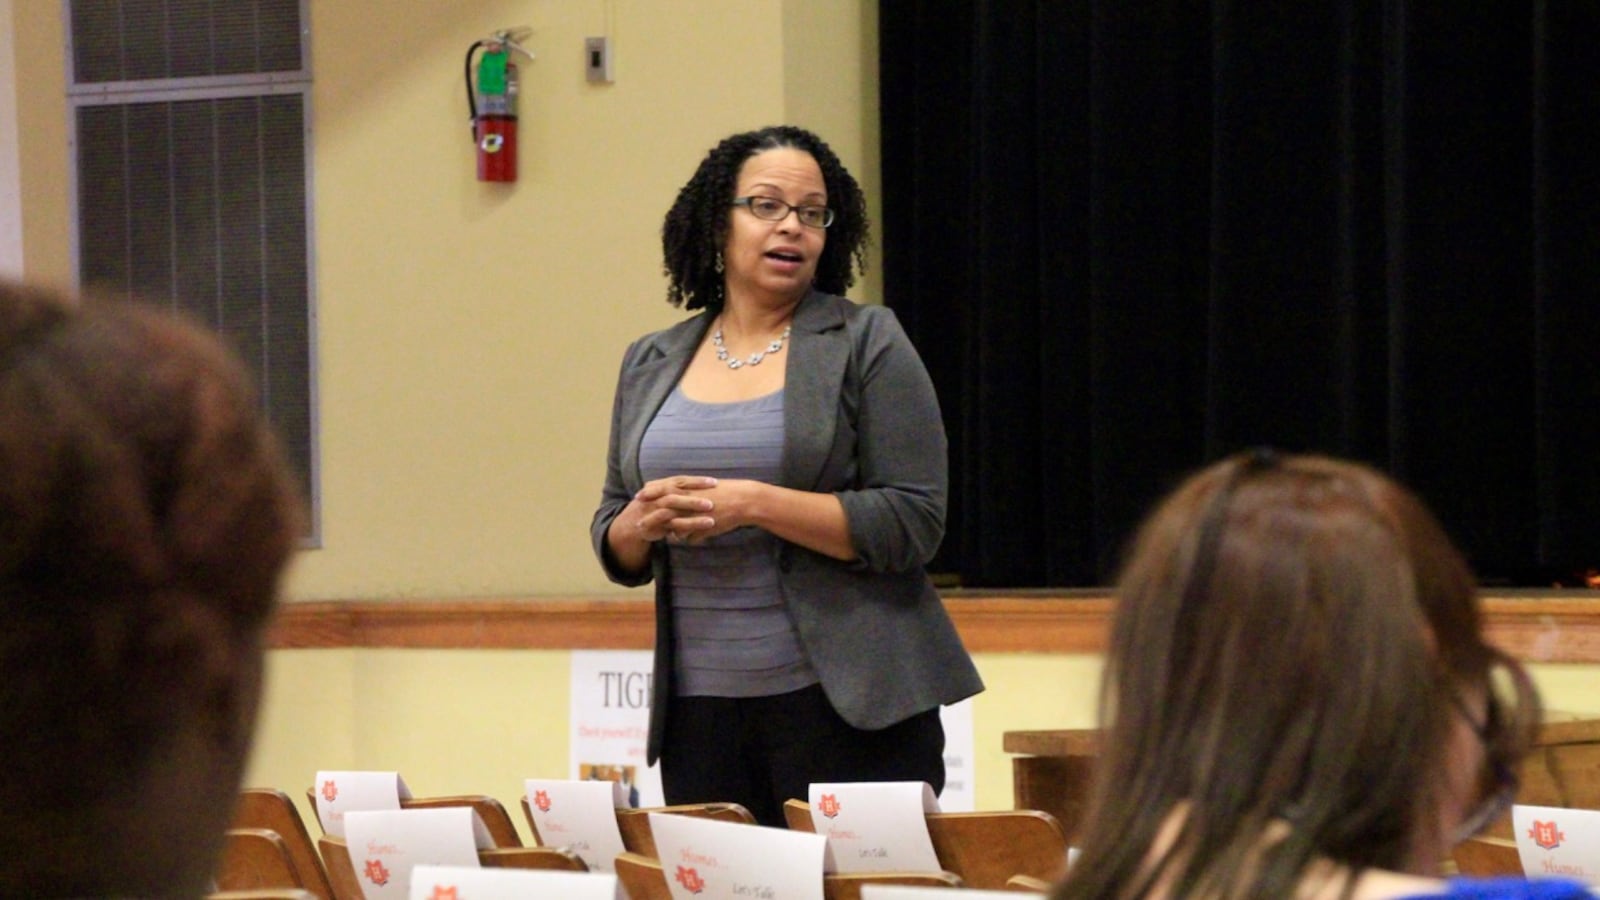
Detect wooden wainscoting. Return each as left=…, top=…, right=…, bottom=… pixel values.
left=266, top=590, right=1600, bottom=661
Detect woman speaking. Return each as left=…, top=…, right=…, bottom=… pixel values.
left=591, top=125, right=982, bottom=827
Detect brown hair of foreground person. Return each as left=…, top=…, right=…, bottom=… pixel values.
left=1053, top=450, right=1542, bottom=900
left=0, top=280, right=303, bottom=898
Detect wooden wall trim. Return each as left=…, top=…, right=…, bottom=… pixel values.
left=266, top=591, right=1600, bottom=662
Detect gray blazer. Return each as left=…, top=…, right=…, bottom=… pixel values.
left=591, top=291, right=984, bottom=763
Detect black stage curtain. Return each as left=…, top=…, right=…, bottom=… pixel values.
left=879, top=2, right=1599, bottom=587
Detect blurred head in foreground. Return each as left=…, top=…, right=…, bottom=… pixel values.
left=1054, top=450, right=1538, bottom=899
left=0, top=280, right=302, bottom=897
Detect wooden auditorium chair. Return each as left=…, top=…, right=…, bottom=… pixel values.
left=477, top=845, right=589, bottom=870
left=231, top=788, right=334, bottom=900
left=822, top=870, right=965, bottom=899
left=317, top=836, right=587, bottom=900
left=784, top=797, right=1070, bottom=890
left=1007, top=872, right=1056, bottom=892
left=613, top=852, right=673, bottom=900
left=304, top=787, right=524, bottom=847
left=401, top=794, right=523, bottom=847
left=214, top=829, right=312, bottom=894
left=521, top=796, right=755, bottom=856
left=612, top=850, right=963, bottom=900
left=315, top=837, right=363, bottom=900
left=1450, top=835, right=1524, bottom=878
left=614, top=802, right=757, bottom=857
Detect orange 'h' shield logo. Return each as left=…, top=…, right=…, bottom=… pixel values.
left=1530, top=820, right=1565, bottom=850
left=818, top=793, right=842, bottom=818
left=363, top=858, right=391, bottom=886
left=675, top=865, right=706, bottom=893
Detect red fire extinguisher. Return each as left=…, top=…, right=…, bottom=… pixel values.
left=466, top=29, right=532, bottom=182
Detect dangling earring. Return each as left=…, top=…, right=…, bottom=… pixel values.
left=714, top=251, right=724, bottom=274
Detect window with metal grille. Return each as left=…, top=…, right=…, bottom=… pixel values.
left=66, top=0, right=317, bottom=539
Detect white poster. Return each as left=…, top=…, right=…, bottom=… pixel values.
left=569, top=650, right=663, bottom=808
left=568, top=651, right=976, bottom=811
left=938, top=698, right=975, bottom=812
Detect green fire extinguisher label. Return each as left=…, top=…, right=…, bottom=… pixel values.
left=478, top=48, right=509, bottom=95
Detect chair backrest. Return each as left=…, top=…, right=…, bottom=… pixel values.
left=783, top=798, right=815, bottom=832
left=306, top=786, right=524, bottom=848
left=234, top=788, right=335, bottom=900
left=315, top=837, right=364, bottom=900
left=821, top=870, right=965, bottom=900
left=613, top=851, right=673, bottom=900
left=925, top=809, right=1068, bottom=889
left=519, top=795, right=541, bottom=844
left=401, top=794, right=523, bottom=848
left=1451, top=835, right=1524, bottom=877
left=204, top=883, right=320, bottom=890
left=477, top=846, right=589, bottom=871
left=783, top=799, right=1068, bottom=890
left=612, top=803, right=757, bottom=857
left=215, top=829, right=308, bottom=893
left=1006, top=872, right=1055, bottom=893
left=522, top=796, right=756, bottom=852
left=612, top=848, right=961, bottom=900
left=317, top=833, right=580, bottom=899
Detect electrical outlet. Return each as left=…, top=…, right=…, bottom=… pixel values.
left=585, top=36, right=613, bottom=83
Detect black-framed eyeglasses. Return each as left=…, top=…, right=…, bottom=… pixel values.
left=1449, top=668, right=1521, bottom=844
left=731, top=196, right=834, bottom=229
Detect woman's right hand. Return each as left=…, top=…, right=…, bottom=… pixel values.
left=629, top=475, right=719, bottom=544
left=604, top=475, right=719, bottom=576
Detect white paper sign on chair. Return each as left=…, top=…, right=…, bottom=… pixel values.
left=807, top=782, right=941, bottom=874
left=1511, top=804, right=1600, bottom=884
left=650, top=812, right=827, bottom=900
left=314, top=769, right=412, bottom=837
left=408, top=864, right=623, bottom=900
left=860, top=887, right=1040, bottom=900
left=523, top=778, right=630, bottom=871
left=344, top=807, right=494, bottom=900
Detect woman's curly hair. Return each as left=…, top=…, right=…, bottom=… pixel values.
left=661, top=125, right=869, bottom=311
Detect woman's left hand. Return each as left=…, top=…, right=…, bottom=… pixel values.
left=693, top=479, right=857, bottom=561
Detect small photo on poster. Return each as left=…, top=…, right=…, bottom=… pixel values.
left=577, top=762, right=642, bottom=809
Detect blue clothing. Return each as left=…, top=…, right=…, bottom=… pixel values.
left=639, top=386, right=817, bottom=698
left=1400, top=877, right=1596, bottom=898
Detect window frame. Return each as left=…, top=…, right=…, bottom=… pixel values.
left=62, top=0, right=321, bottom=545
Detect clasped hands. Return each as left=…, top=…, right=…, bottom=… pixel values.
left=631, top=475, right=735, bottom=546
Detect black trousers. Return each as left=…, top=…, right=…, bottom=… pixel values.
left=658, top=683, right=945, bottom=827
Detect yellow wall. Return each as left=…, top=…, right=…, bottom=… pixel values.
left=11, top=0, right=71, bottom=288
left=10, top=0, right=882, bottom=599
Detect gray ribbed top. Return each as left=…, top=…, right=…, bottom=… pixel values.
left=638, top=386, right=818, bottom=698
